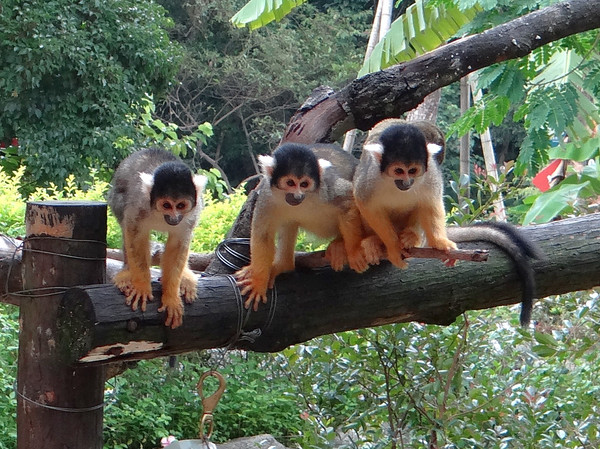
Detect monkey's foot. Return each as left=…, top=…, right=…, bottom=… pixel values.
left=428, top=237, right=458, bottom=252
left=387, top=249, right=409, bottom=269
left=361, top=235, right=386, bottom=265
left=158, top=295, right=184, bottom=329
left=398, top=229, right=421, bottom=249
left=325, top=239, right=347, bottom=271
left=114, top=269, right=153, bottom=311
left=235, top=266, right=269, bottom=311
left=347, top=247, right=369, bottom=273
left=179, top=269, right=198, bottom=304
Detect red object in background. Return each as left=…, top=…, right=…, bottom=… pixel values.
left=0, top=138, right=19, bottom=149
left=532, top=159, right=564, bottom=192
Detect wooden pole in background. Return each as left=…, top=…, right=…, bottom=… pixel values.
left=17, top=201, right=107, bottom=449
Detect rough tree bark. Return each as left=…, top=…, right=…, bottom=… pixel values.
left=56, top=214, right=600, bottom=365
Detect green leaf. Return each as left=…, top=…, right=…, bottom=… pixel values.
left=548, top=136, right=600, bottom=162
left=532, top=344, right=557, bottom=358
left=522, top=180, right=590, bottom=225
left=231, top=0, right=308, bottom=30
left=359, top=2, right=481, bottom=76
left=534, top=331, right=559, bottom=347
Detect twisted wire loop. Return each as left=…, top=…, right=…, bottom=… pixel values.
left=214, top=238, right=250, bottom=271
left=13, top=382, right=106, bottom=413
left=5, top=236, right=106, bottom=300
left=10, top=235, right=108, bottom=412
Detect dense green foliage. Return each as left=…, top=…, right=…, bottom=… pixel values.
left=0, top=168, right=599, bottom=448
left=1, top=0, right=600, bottom=448
left=155, top=0, right=372, bottom=185
left=0, top=0, right=182, bottom=187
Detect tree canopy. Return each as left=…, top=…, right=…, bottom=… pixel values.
left=0, top=0, right=181, bottom=187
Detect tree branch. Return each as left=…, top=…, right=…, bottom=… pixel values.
left=55, top=214, right=600, bottom=365
left=283, top=0, right=600, bottom=143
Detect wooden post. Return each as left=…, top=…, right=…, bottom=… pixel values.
left=17, top=201, right=107, bottom=449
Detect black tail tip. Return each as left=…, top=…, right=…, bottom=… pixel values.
left=520, top=304, right=532, bottom=327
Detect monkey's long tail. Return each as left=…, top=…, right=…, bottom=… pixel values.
left=446, top=222, right=543, bottom=326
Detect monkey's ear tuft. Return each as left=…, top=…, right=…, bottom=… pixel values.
left=318, top=158, right=332, bottom=171
left=258, top=155, right=276, bottom=177
left=364, top=143, right=384, bottom=162
left=139, top=172, right=154, bottom=196
left=427, top=143, right=443, bottom=157
left=193, top=174, right=208, bottom=193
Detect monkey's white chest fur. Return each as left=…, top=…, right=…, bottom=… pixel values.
left=373, top=176, right=438, bottom=213
left=272, top=191, right=342, bottom=238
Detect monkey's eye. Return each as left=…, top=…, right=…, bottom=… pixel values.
left=162, top=201, right=173, bottom=210
left=299, top=181, right=309, bottom=188
left=286, top=179, right=296, bottom=187
left=176, top=202, right=187, bottom=210
left=408, top=168, right=418, bottom=175
left=394, top=168, right=405, bottom=175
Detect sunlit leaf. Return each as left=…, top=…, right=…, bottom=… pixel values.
left=522, top=180, right=589, bottom=225
left=548, top=136, right=600, bottom=161
left=359, top=1, right=482, bottom=76
left=231, top=0, right=308, bottom=30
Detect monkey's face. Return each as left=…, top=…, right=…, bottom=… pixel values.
left=384, top=161, right=425, bottom=191
left=155, top=197, right=195, bottom=225
left=275, top=175, right=317, bottom=206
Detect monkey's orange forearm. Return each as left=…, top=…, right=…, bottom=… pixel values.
left=236, top=229, right=276, bottom=310
left=159, top=235, right=196, bottom=328
left=357, top=202, right=406, bottom=268
left=418, top=202, right=456, bottom=251
left=338, top=205, right=368, bottom=272
left=123, top=225, right=152, bottom=283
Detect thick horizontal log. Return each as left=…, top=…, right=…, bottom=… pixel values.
left=56, top=214, right=600, bottom=365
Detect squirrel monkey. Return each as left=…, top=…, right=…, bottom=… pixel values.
left=354, top=119, right=542, bottom=325
left=108, top=148, right=207, bottom=329
left=236, top=142, right=367, bottom=311
left=354, top=119, right=455, bottom=269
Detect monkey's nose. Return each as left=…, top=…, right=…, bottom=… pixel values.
left=285, top=192, right=305, bottom=206
left=164, top=214, right=183, bottom=226
left=394, top=179, right=413, bottom=191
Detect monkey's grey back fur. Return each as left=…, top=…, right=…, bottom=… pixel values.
left=311, top=144, right=358, bottom=205
left=107, top=148, right=178, bottom=224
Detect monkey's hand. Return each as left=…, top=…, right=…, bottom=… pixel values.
left=361, top=235, right=386, bottom=265
left=158, top=295, right=184, bottom=329
left=114, top=269, right=154, bottom=312
left=179, top=268, right=198, bottom=304
left=235, top=266, right=269, bottom=311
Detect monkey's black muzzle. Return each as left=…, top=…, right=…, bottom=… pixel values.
left=394, top=179, right=413, bottom=191
left=285, top=193, right=305, bottom=206
left=164, top=214, right=184, bottom=226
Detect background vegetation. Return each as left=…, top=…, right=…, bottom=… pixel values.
left=0, top=0, right=599, bottom=448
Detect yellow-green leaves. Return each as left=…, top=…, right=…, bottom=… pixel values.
left=231, top=0, right=308, bottom=30
left=358, top=1, right=481, bottom=76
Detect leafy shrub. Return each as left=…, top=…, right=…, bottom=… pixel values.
left=0, top=304, right=18, bottom=449
left=103, top=352, right=303, bottom=448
